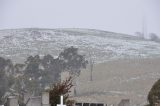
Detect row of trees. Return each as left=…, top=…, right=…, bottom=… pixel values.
left=135, top=32, right=160, bottom=42
left=0, top=46, right=88, bottom=104
left=1, top=46, right=160, bottom=106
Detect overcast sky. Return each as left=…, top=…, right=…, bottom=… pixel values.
left=0, top=0, right=160, bottom=36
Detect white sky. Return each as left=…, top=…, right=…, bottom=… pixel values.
left=0, top=0, right=160, bottom=36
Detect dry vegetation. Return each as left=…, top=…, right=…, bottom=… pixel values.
left=72, top=58, right=160, bottom=106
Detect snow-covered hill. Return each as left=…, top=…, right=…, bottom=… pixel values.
left=0, top=28, right=160, bottom=63
left=1, top=28, right=160, bottom=105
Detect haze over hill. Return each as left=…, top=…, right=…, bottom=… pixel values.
left=0, top=28, right=160, bottom=105
left=0, top=28, right=160, bottom=63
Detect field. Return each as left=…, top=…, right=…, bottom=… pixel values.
left=73, top=58, right=160, bottom=106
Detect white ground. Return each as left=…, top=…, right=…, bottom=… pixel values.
left=0, top=28, right=160, bottom=63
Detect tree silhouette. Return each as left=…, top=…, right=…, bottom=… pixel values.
left=49, top=77, right=74, bottom=106
left=59, top=46, right=88, bottom=77
left=0, top=57, right=14, bottom=104
left=149, top=33, right=160, bottom=42
left=148, top=79, right=160, bottom=106
left=24, top=55, right=42, bottom=95
left=0, top=47, right=88, bottom=100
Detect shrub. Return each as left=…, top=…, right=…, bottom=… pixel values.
left=148, top=79, right=160, bottom=106
left=49, top=77, right=75, bottom=106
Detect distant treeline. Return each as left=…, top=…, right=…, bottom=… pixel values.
left=135, top=32, right=160, bottom=42
left=0, top=46, right=88, bottom=104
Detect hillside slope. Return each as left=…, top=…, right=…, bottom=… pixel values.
left=0, top=28, right=160, bottom=63
left=0, top=28, right=160, bottom=105
left=75, top=58, right=160, bottom=106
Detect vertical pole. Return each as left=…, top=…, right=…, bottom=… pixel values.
left=61, top=96, right=63, bottom=105
left=142, top=15, right=147, bottom=39
left=90, top=62, right=93, bottom=81
left=89, top=52, right=93, bottom=81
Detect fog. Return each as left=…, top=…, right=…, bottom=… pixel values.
left=0, top=0, right=160, bottom=36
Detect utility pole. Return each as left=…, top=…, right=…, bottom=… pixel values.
left=142, top=15, right=147, bottom=39
left=89, top=52, right=94, bottom=81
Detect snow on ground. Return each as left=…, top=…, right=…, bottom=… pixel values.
left=0, top=28, right=160, bottom=63
left=0, top=28, right=160, bottom=105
